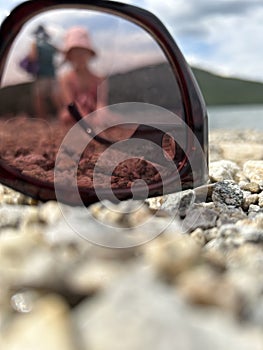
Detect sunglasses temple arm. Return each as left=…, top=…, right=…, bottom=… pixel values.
left=67, top=103, right=113, bottom=146
left=68, top=102, right=90, bottom=129
left=67, top=103, right=174, bottom=167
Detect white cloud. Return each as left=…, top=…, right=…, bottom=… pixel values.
left=193, top=7, right=263, bottom=80
left=1, top=0, right=263, bottom=81
left=121, top=0, right=263, bottom=81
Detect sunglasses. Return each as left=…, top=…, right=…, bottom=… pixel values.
left=0, top=0, right=208, bottom=206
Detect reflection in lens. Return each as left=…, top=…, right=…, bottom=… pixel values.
left=0, top=5, right=208, bottom=247
left=162, top=133, right=176, bottom=161
left=0, top=9, right=186, bottom=198
left=0, top=117, right=57, bottom=181
left=0, top=8, right=194, bottom=203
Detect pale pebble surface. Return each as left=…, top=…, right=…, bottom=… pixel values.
left=0, top=129, right=263, bottom=349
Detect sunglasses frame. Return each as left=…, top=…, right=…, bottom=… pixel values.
left=0, top=0, right=208, bottom=205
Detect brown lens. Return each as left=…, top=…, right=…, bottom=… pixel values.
left=0, top=5, right=207, bottom=204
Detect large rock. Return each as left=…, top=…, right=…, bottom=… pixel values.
left=209, top=160, right=241, bottom=182
left=73, top=269, right=263, bottom=350
left=243, top=161, right=263, bottom=186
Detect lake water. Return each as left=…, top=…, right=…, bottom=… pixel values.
left=207, top=105, right=263, bottom=130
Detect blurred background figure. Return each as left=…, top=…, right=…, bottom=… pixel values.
left=59, top=26, right=107, bottom=124
left=29, top=24, right=61, bottom=119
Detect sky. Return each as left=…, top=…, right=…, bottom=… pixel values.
left=1, top=7, right=167, bottom=84
left=1, top=0, right=263, bottom=82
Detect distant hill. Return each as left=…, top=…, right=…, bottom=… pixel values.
left=0, top=64, right=263, bottom=116
left=108, top=62, right=182, bottom=110
left=108, top=63, right=263, bottom=107
left=192, top=66, right=263, bottom=105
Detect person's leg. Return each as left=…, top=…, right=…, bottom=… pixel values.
left=53, top=86, right=63, bottom=117
left=34, top=79, right=48, bottom=119
left=48, top=78, right=63, bottom=118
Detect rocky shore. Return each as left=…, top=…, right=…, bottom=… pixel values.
left=0, top=129, right=263, bottom=349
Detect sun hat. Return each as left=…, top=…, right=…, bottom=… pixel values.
left=64, top=26, right=96, bottom=58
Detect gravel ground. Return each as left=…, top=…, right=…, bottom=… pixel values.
left=0, top=129, right=263, bottom=350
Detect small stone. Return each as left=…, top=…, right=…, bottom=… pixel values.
left=209, top=160, right=241, bottom=182
left=248, top=205, right=261, bottom=214
left=145, top=234, right=201, bottom=280
left=217, top=207, right=247, bottom=226
left=226, top=270, right=262, bottom=318
left=182, top=206, right=218, bottom=232
left=212, top=180, right=243, bottom=207
left=0, top=295, right=77, bottom=350
left=0, top=232, right=41, bottom=269
left=0, top=238, right=56, bottom=288
left=39, top=201, right=62, bottom=224
left=242, top=229, right=263, bottom=243
left=10, top=290, right=40, bottom=314
left=218, top=224, right=242, bottom=239
left=190, top=228, right=206, bottom=246
left=258, top=192, right=263, bottom=208
left=0, top=184, right=37, bottom=205
left=239, top=180, right=249, bottom=188
left=176, top=190, right=196, bottom=217
left=176, top=266, right=240, bottom=313
left=205, top=235, right=245, bottom=252
left=226, top=244, right=263, bottom=272
left=126, top=203, right=157, bottom=227
left=202, top=249, right=226, bottom=272
left=236, top=215, right=263, bottom=232
left=204, top=227, right=219, bottom=242
left=0, top=205, right=29, bottom=229
left=233, top=171, right=248, bottom=183
left=242, top=192, right=259, bottom=210
left=145, top=195, right=165, bottom=209
left=147, top=190, right=196, bottom=217
left=90, top=200, right=154, bottom=227
left=218, top=219, right=263, bottom=244
left=241, top=182, right=261, bottom=193
left=196, top=202, right=216, bottom=210
left=243, top=161, right=263, bottom=186
left=65, top=259, right=124, bottom=295
left=205, top=238, right=224, bottom=251
left=89, top=201, right=125, bottom=225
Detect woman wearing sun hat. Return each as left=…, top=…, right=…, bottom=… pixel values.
left=59, top=26, right=107, bottom=124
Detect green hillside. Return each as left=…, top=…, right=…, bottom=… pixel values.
left=108, top=63, right=263, bottom=107
left=192, top=67, right=263, bottom=106
left=0, top=64, right=262, bottom=116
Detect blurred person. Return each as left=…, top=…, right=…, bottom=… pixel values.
left=29, top=24, right=60, bottom=119
left=59, top=26, right=107, bottom=124
left=59, top=26, right=137, bottom=142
